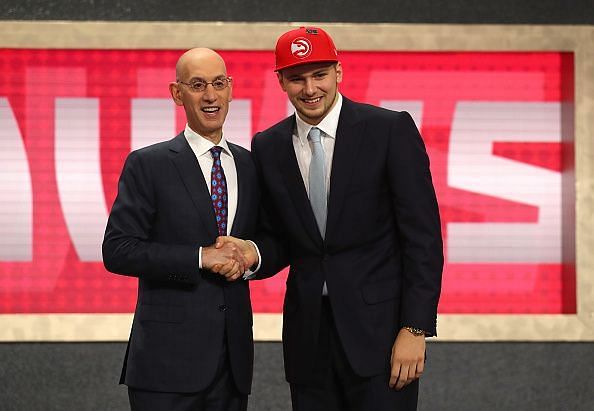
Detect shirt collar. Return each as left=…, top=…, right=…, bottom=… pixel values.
left=183, top=124, right=233, bottom=158
left=295, top=93, right=343, bottom=146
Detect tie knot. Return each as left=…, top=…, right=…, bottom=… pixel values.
left=308, top=127, right=322, bottom=143
left=210, top=146, right=223, bottom=158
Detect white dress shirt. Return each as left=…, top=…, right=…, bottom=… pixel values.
left=293, top=93, right=343, bottom=197
left=183, top=124, right=260, bottom=273
left=185, top=124, right=239, bottom=230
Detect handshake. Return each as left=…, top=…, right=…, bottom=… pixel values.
left=202, top=236, right=259, bottom=281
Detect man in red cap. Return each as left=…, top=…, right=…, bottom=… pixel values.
left=217, top=27, right=443, bottom=410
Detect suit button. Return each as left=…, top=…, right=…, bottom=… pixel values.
left=219, top=304, right=227, bottom=312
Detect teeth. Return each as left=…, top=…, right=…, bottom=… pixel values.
left=303, top=97, right=321, bottom=103
left=203, top=107, right=219, bottom=112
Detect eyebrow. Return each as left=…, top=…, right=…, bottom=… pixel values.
left=188, top=75, right=227, bottom=82
left=287, top=69, right=329, bottom=80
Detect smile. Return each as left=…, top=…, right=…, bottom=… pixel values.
left=302, top=97, right=321, bottom=104
left=202, top=107, right=220, bottom=113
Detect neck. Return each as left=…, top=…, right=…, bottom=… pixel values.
left=203, top=134, right=223, bottom=145
left=188, top=124, right=222, bottom=145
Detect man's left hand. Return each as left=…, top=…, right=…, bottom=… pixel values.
left=389, top=328, right=426, bottom=390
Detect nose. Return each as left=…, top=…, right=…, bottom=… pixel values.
left=304, top=77, right=316, bottom=96
left=202, top=83, right=217, bottom=102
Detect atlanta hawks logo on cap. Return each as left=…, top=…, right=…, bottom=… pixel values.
left=291, top=37, right=312, bottom=59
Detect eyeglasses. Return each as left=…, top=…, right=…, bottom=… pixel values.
left=177, top=77, right=231, bottom=92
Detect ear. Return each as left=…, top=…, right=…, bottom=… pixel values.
left=335, top=62, right=343, bottom=84
left=276, top=72, right=288, bottom=92
left=227, top=76, right=233, bottom=102
left=169, top=82, right=184, bottom=106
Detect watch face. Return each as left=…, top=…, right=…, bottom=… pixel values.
left=404, top=327, right=425, bottom=336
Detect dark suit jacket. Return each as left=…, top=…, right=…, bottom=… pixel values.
left=102, top=133, right=259, bottom=394
left=251, top=97, right=443, bottom=385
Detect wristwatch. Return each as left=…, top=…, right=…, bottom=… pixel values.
left=402, top=326, right=427, bottom=337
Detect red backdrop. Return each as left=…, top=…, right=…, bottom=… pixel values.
left=0, top=49, right=575, bottom=314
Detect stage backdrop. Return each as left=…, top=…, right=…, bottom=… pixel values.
left=0, top=22, right=592, bottom=341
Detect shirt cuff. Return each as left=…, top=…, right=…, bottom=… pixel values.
left=198, top=246, right=203, bottom=269
left=242, top=240, right=261, bottom=280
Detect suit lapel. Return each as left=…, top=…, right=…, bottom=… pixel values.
left=326, top=99, right=365, bottom=243
left=276, top=116, right=324, bottom=248
left=228, top=143, right=248, bottom=237
left=169, top=133, right=219, bottom=240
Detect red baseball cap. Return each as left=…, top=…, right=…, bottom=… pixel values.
left=274, top=26, right=338, bottom=71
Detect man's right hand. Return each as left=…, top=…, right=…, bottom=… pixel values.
left=202, top=242, right=248, bottom=279
left=211, top=236, right=259, bottom=281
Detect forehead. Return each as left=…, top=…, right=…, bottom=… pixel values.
left=181, top=55, right=227, bottom=80
left=280, top=62, right=335, bottom=77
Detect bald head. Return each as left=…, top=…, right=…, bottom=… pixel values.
left=169, top=47, right=232, bottom=143
left=175, top=48, right=227, bottom=81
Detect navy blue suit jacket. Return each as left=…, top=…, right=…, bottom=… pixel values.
left=103, top=133, right=259, bottom=394
left=251, top=97, right=443, bottom=385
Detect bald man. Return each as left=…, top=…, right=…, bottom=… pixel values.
left=103, top=48, right=259, bottom=411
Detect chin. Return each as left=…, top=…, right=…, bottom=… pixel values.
left=301, top=110, right=323, bottom=123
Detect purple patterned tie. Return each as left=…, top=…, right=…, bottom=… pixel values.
left=209, top=146, right=228, bottom=236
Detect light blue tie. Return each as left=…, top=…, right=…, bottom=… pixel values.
left=308, top=127, right=327, bottom=238
left=308, top=127, right=329, bottom=295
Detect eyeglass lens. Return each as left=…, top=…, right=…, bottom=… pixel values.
left=189, top=78, right=228, bottom=91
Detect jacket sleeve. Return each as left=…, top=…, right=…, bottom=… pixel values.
left=249, top=132, right=290, bottom=279
left=102, top=151, right=202, bottom=285
left=388, top=112, right=444, bottom=336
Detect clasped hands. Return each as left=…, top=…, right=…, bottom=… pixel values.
left=202, top=236, right=258, bottom=281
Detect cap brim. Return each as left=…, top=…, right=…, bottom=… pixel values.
left=275, top=58, right=339, bottom=72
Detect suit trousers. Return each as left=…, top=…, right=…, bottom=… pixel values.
left=127, top=339, right=248, bottom=411
left=289, top=298, right=419, bottom=411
